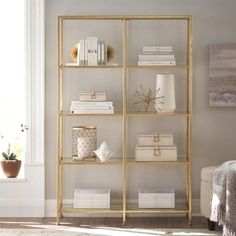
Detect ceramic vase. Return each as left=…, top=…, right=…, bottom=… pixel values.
left=155, top=73, right=176, bottom=112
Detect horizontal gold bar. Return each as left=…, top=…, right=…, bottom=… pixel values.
left=127, top=111, right=190, bottom=117
left=61, top=158, right=123, bottom=165
left=61, top=64, right=123, bottom=68
left=127, top=159, right=189, bottom=165
left=61, top=112, right=123, bottom=117
left=58, top=15, right=191, bottom=21
left=125, top=209, right=188, bottom=214
left=127, top=64, right=189, bottom=69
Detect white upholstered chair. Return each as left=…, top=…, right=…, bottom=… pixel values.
left=200, top=165, right=218, bottom=230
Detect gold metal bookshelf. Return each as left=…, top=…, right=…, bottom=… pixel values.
left=57, top=15, right=192, bottom=225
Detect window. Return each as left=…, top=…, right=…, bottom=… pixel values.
left=0, top=1, right=26, bottom=177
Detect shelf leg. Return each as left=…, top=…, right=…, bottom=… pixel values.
left=188, top=214, right=192, bottom=225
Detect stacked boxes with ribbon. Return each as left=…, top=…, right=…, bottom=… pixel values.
left=136, top=132, right=177, bottom=208
left=135, top=132, right=177, bottom=161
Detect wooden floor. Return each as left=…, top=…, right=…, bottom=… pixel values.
left=0, top=217, right=221, bottom=230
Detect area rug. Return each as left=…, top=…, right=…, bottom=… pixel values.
left=0, top=228, right=222, bottom=236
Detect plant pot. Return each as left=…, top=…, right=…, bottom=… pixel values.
left=1, top=160, right=21, bottom=178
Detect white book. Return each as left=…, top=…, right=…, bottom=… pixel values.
left=71, top=101, right=113, bottom=106
left=97, top=41, right=101, bottom=65
left=72, top=105, right=114, bottom=109
left=76, top=42, right=80, bottom=65
left=143, top=46, right=173, bottom=53
left=84, top=39, right=88, bottom=65
left=139, top=54, right=175, bottom=60
left=79, top=39, right=85, bottom=65
left=71, top=109, right=114, bottom=114
left=101, top=41, right=106, bottom=65
left=138, top=60, right=176, bottom=65
left=87, top=37, right=92, bottom=65
left=93, top=37, right=98, bottom=66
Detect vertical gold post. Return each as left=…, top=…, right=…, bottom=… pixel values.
left=56, top=16, right=64, bottom=225
left=187, top=16, right=193, bottom=225
left=122, top=19, right=128, bottom=225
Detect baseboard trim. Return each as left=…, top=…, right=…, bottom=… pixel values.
left=0, top=199, right=44, bottom=217
left=46, top=199, right=200, bottom=217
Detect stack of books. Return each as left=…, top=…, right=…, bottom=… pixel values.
left=138, top=46, right=176, bottom=66
left=70, top=92, right=114, bottom=114
left=66, top=37, right=107, bottom=66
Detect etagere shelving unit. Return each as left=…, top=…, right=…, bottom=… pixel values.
left=57, top=15, right=192, bottom=225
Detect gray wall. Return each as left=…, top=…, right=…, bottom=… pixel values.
left=46, top=0, right=236, bottom=200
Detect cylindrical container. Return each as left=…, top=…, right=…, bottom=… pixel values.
left=72, top=126, right=97, bottom=160
left=155, top=73, right=176, bottom=112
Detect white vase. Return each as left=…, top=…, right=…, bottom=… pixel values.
left=155, top=73, right=176, bottom=112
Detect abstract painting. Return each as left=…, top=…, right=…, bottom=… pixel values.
left=209, top=43, right=236, bottom=107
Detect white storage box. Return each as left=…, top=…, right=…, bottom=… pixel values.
left=74, top=188, right=110, bottom=208
left=135, top=145, right=177, bottom=161
left=79, top=92, right=107, bottom=102
left=139, top=188, right=175, bottom=208
left=138, top=132, right=174, bottom=146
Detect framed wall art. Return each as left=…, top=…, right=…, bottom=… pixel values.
left=209, top=43, right=236, bottom=107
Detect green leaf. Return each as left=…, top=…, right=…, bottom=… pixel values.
left=9, top=153, right=16, bottom=160
left=2, top=152, right=9, bottom=160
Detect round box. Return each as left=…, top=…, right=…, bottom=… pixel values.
left=72, top=126, right=97, bottom=160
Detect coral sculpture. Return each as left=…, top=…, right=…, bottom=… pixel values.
left=134, top=85, right=164, bottom=112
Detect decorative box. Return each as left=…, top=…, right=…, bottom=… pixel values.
left=139, top=188, right=175, bottom=208
left=72, top=126, right=97, bottom=160
left=74, top=188, right=110, bottom=209
left=79, top=92, right=107, bottom=102
left=138, top=132, right=174, bottom=146
left=135, top=145, right=177, bottom=161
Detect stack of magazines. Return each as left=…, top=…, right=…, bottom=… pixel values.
left=70, top=92, right=114, bottom=114
left=138, top=46, right=176, bottom=66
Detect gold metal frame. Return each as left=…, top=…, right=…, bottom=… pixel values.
left=57, top=15, right=192, bottom=225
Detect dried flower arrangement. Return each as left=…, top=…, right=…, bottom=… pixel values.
left=134, top=85, right=164, bottom=112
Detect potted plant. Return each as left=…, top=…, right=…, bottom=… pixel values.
left=0, top=125, right=25, bottom=178
left=1, top=146, right=21, bottom=178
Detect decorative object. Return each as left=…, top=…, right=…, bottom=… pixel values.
left=94, top=142, right=113, bottom=162
left=74, top=188, right=110, bottom=209
left=138, top=132, right=174, bottom=146
left=139, top=188, right=175, bottom=208
left=135, top=145, right=177, bottom=161
left=0, top=125, right=25, bottom=178
left=107, top=45, right=115, bottom=62
left=134, top=85, right=164, bottom=112
left=72, top=126, right=97, bottom=160
left=70, top=44, right=78, bottom=62
left=209, top=43, right=236, bottom=107
left=155, top=73, right=176, bottom=112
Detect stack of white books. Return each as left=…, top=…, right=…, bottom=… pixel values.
left=66, top=37, right=107, bottom=66
left=138, top=46, right=176, bottom=65
left=70, top=101, right=114, bottom=114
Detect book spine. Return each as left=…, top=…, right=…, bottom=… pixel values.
left=71, top=101, right=113, bottom=106
left=87, top=37, right=92, bottom=65
left=71, top=106, right=114, bottom=110
left=76, top=42, right=80, bottom=65
left=71, top=110, right=114, bottom=114
left=139, top=54, right=175, bottom=60
left=93, top=37, right=98, bottom=66
left=142, top=46, right=173, bottom=53
left=84, top=39, right=88, bottom=66
left=97, top=41, right=101, bottom=65
left=79, top=39, right=85, bottom=65
left=138, top=60, right=176, bottom=65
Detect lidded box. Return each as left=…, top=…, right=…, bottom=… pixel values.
left=138, top=132, right=174, bottom=146
left=139, top=188, right=175, bottom=208
left=79, top=92, right=107, bottom=102
left=74, top=188, right=110, bottom=209
left=72, top=126, right=97, bottom=160
left=135, top=145, right=177, bottom=161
